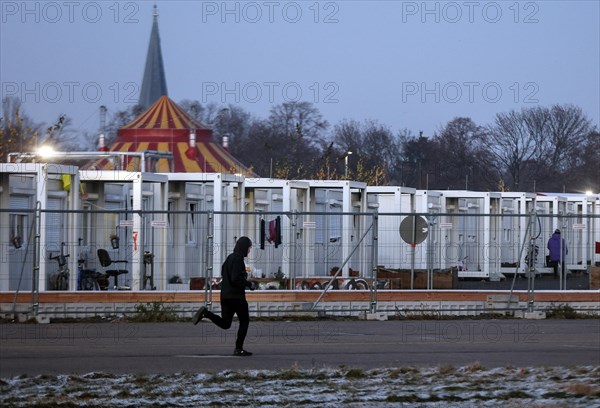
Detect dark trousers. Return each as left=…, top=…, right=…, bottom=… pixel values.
left=205, top=298, right=250, bottom=350
left=550, top=260, right=565, bottom=277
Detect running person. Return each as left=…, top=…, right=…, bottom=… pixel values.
left=193, top=236, right=255, bottom=356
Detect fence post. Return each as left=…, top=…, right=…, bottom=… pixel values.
left=370, top=211, right=378, bottom=314
left=205, top=211, right=214, bottom=310
left=290, top=210, right=298, bottom=290
left=526, top=210, right=537, bottom=312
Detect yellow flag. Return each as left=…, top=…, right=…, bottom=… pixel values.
left=61, top=174, right=71, bottom=192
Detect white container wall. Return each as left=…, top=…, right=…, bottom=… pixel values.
left=555, top=194, right=599, bottom=271
left=403, top=190, right=442, bottom=271
left=164, top=173, right=245, bottom=287
left=2, top=160, right=598, bottom=293
left=437, top=191, right=503, bottom=280
left=499, top=192, right=536, bottom=275
left=0, top=164, right=79, bottom=292
left=243, top=179, right=310, bottom=283
left=533, top=194, right=568, bottom=274
left=306, top=180, right=367, bottom=278
left=79, top=171, right=168, bottom=290
left=365, top=186, right=416, bottom=269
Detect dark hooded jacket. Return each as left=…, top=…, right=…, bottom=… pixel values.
left=547, top=231, right=568, bottom=262
left=220, top=237, right=253, bottom=300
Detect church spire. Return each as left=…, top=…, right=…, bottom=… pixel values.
left=138, top=4, right=168, bottom=110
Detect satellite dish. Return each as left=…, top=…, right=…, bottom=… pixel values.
left=399, top=216, right=429, bottom=245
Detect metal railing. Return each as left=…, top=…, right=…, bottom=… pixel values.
left=2, top=209, right=599, bottom=299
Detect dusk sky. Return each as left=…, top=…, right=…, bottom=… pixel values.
left=1, top=1, right=598, bottom=142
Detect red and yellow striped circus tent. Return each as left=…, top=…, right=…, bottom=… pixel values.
left=87, top=96, right=253, bottom=175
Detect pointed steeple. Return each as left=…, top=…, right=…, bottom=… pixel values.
left=138, top=4, right=168, bottom=110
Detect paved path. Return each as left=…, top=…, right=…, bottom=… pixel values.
left=1, top=319, right=599, bottom=376
left=457, top=272, right=590, bottom=290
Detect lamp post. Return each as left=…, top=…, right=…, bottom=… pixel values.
left=344, top=151, right=352, bottom=178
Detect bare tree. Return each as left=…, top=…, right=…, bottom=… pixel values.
left=214, top=105, right=253, bottom=154
left=178, top=99, right=204, bottom=122
left=268, top=101, right=329, bottom=146
left=76, top=130, right=101, bottom=151
left=486, top=105, right=595, bottom=191
left=234, top=118, right=320, bottom=178
left=544, top=104, right=593, bottom=174
left=0, top=97, right=43, bottom=159
left=41, top=115, right=80, bottom=151
left=104, top=104, right=145, bottom=146
left=397, top=130, right=437, bottom=189
left=485, top=109, right=539, bottom=190
left=333, top=119, right=362, bottom=152
left=433, top=117, right=496, bottom=190
left=179, top=99, right=233, bottom=130
left=240, top=120, right=276, bottom=177
left=562, top=130, right=600, bottom=193
left=332, top=119, right=399, bottom=184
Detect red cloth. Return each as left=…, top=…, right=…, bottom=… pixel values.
left=267, top=217, right=282, bottom=248
left=268, top=220, right=276, bottom=243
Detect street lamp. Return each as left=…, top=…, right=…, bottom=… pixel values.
left=37, top=145, right=57, bottom=158
left=344, top=151, right=352, bottom=178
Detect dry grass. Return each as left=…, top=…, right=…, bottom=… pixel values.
left=464, top=361, right=485, bottom=372
left=2, top=365, right=599, bottom=407
left=564, top=382, right=600, bottom=396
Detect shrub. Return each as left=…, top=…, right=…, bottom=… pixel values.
left=131, top=302, right=179, bottom=322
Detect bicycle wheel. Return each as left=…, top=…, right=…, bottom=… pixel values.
left=56, top=272, right=69, bottom=290
left=80, top=275, right=94, bottom=290
left=48, top=274, right=57, bottom=290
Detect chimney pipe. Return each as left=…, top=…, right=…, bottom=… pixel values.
left=99, top=105, right=108, bottom=151
left=189, top=129, right=196, bottom=147
left=185, top=129, right=197, bottom=159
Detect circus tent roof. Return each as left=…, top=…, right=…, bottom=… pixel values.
left=87, top=96, right=254, bottom=175
left=120, top=95, right=209, bottom=138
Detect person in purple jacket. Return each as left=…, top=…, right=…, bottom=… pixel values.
left=192, top=236, right=256, bottom=356
left=547, top=229, right=568, bottom=277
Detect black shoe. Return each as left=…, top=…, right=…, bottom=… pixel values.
left=233, top=349, right=253, bottom=356
left=192, top=306, right=208, bottom=325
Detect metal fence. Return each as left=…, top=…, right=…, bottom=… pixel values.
left=2, top=208, right=599, bottom=294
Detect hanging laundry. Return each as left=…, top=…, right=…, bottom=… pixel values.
left=268, top=219, right=276, bottom=244
left=275, top=216, right=282, bottom=248
left=266, top=216, right=283, bottom=248
left=260, top=218, right=266, bottom=250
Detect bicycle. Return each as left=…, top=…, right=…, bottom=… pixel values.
left=78, top=257, right=108, bottom=291
left=49, top=242, right=70, bottom=291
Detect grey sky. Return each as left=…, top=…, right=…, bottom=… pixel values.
left=1, top=1, right=598, bottom=141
